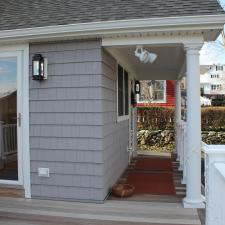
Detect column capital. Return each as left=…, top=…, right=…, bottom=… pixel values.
left=184, top=43, right=203, bottom=53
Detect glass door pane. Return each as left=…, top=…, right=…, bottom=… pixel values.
left=0, top=57, right=18, bottom=180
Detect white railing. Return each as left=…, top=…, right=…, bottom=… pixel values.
left=0, top=122, right=17, bottom=158
left=202, top=143, right=225, bottom=225
left=128, top=108, right=137, bottom=163
left=175, top=120, right=187, bottom=183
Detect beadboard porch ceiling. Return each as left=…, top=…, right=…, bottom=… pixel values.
left=105, top=44, right=185, bottom=80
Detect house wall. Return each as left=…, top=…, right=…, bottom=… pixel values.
left=29, top=41, right=129, bottom=202
left=200, top=65, right=225, bottom=95
left=137, top=80, right=175, bottom=107
left=101, top=49, right=129, bottom=197
left=29, top=40, right=107, bottom=202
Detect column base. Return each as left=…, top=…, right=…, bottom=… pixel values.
left=181, top=178, right=186, bottom=185
left=183, top=196, right=205, bottom=208
left=178, top=165, right=183, bottom=171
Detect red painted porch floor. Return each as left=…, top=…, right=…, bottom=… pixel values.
left=110, top=155, right=177, bottom=198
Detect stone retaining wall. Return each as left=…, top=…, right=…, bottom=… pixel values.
left=138, top=130, right=225, bottom=152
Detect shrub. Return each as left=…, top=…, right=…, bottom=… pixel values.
left=137, top=107, right=225, bottom=131
left=212, top=99, right=225, bottom=107
left=201, top=107, right=225, bottom=131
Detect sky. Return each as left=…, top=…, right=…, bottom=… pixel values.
left=200, top=0, right=225, bottom=65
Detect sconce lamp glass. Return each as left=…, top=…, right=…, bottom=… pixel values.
left=135, top=80, right=140, bottom=94
left=32, top=54, right=45, bottom=80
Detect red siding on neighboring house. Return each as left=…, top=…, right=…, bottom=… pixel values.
left=137, top=80, right=175, bottom=107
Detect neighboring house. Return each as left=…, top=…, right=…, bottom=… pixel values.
left=0, top=0, right=224, bottom=209
left=200, top=64, right=225, bottom=96
left=137, top=80, right=175, bottom=107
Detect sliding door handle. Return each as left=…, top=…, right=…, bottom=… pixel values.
left=17, top=113, right=22, bottom=127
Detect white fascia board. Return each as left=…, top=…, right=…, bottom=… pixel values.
left=0, top=14, right=224, bottom=43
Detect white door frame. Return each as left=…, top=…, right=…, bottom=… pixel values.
left=0, top=44, right=30, bottom=198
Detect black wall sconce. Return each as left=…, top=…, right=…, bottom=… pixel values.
left=135, top=80, right=140, bottom=94
left=32, top=54, right=48, bottom=80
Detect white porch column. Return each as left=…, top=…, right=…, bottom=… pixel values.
left=175, top=80, right=181, bottom=160
left=183, top=44, right=204, bottom=208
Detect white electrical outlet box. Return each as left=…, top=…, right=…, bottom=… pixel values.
left=38, top=168, right=50, bottom=177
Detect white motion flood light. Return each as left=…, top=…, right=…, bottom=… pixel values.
left=135, top=47, right=157, bottom=63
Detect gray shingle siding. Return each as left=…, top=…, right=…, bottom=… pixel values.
left=29, top=40, right=129, bottom=202
left=0, top=0, right=224, bottom=31
left=101, top=49, right=129, bottom=196
left=29, top=40, right=106, bottom=202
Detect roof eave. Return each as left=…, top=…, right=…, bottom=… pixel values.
left=0, top=14, right=224, bottom=44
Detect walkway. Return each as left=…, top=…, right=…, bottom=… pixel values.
left=109, top=154, right=186, bottom=202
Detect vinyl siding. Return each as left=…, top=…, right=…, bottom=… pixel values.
left=29, top=40, right=106, bottom=202
left=101, top=49, right=129, bottom=197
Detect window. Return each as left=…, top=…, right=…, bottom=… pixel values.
left=211, top=84, right=222, bottom=91
left=211, top=74, right=220, bottom=78
left=211, top=85, right=217, bottom=90
left=216, top=66, right=223, bottom=71
left=117, top=64, right=129, bottom=119
left=138, top=80, right=166, bottom=103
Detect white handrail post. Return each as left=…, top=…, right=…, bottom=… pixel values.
left=203, top=144, right=225, bottom=225
left=182, top=122, right=187, bottom=184
left=178, top=120, right=184, bottom=171
left=175, top=80, right=181, bottom=161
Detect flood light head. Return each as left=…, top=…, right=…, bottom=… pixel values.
left=135, top=47, right=157, bottom=64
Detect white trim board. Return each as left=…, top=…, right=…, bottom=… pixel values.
left=0, top=14, right=224, bottom=43
left=116, top=64, right=130, bottom=122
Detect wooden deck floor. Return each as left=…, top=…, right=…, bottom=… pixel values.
left=0, top=197, right=201, bottom=225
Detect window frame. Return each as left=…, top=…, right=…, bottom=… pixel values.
left=137, top=80, right=167, bottom=104
left=117, top=63, right=130, bottom=122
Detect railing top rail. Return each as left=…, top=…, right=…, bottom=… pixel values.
left=202, top=141, right=225, bottom=154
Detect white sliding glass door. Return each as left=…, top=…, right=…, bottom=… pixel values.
left=0, top=51, right=23, bottom=185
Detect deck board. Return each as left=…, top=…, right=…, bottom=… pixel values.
left=0, top=197, right=201, bottom=225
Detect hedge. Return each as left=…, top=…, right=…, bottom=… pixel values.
left=137, top=107, right=225, bottom=131
left=201, top=107, right=225, bottom=131
left=137, top=107, right=174, bottom=130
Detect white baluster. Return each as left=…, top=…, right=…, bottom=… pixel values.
left=182, top=122, right=187, bottom=184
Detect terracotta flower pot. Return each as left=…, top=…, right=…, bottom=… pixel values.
left=112, top=184, right=135, bottom=197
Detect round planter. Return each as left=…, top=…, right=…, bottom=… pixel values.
left=112, top=184, right=135, bottom=198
